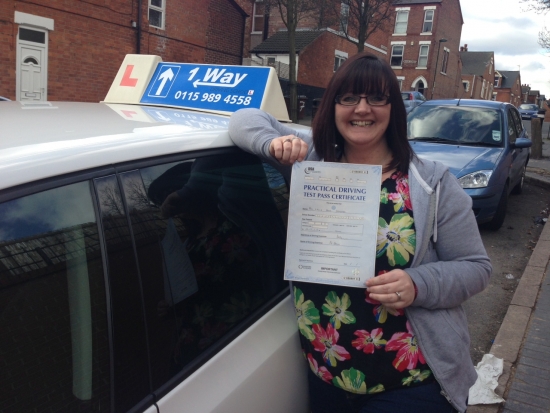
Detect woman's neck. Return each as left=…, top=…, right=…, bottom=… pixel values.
left=341, top=143, right=393, bottom=168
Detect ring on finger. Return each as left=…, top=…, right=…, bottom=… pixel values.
left=283, top=138, right=293, bottom=143
left=395, top=291, right=401, bottom=300
left=292, top=137, right=300, bottom=141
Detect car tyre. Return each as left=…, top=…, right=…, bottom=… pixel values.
left=486, top=184, right=508, bottom=231
left=511, top=163, right=527, bottom=195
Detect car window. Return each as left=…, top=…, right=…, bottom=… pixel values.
left=507, top=109, right=518, bottom=144
left=0, top=182, right=111, bottom=412
left=519, top=104, right=538, bottom=110
left=509, top=108, right=523, bottom=137
left=401, top=93, right=412, bottom=100
left=408, top=106, right=503, bottom=146
left=119, top=150, right=289, bottom=394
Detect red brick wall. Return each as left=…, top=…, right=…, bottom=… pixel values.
left=388, top=0, right=463, bottom=99
left=297, top=31, right=387, bottom=89
left=206, top=0, right=246, bottom=65
left=0, top=0, right=246, bottom=102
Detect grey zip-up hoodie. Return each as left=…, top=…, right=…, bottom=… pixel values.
left=229, top=109, right=492, bottom=413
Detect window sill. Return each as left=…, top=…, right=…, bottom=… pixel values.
left=420, top=32, right=432, bottom=35
left=415, top=66, right=428, bottom=70
left=392, top=33, right=407, bottom=36
left=391, top=66, right=403, bottom=70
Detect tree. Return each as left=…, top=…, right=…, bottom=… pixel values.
left=521, top=0, right=550, bottom=49
left=336, top=0, right=400, bottom=53
left=540, top=27, right=550, bottom=50
left=268, top=0, right=319, bottom=122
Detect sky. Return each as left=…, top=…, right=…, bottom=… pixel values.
left=459, top=0, right=550, bottom=98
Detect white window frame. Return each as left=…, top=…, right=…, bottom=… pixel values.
left=340, top=2, right=350, bottom=33
left=417, top=43, right=430, bottom=68
left=390, top=42, right=405, bottom=68
left=252, top=0, right=264, bottom=34
left=393, top=9, right=409, bottom=35
left=397, top=76, right=405, bottom=91
left=334, top=50, right=348, bottom=72
left=462, top=80, right=470, bottom=92
left=422, top=9, right=434, bottom=33
left=148, top=0, right=165, bottom=30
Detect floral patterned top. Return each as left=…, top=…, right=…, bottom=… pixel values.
left=294, top=171, right=434, bottom=395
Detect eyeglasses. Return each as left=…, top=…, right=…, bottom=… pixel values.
left=335, top=94, right=390, bottom=106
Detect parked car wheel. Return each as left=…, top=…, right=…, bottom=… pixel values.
left=486, top=184, right=509, bottom=230
left=511, top=162, right=527, bottom=195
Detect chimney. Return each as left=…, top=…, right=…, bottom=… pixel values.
left=464, top=44, right=468, bottom=51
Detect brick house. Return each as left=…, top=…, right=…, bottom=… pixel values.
left=388, top=0, right=463, bottom=98
left=459, top=47, right=495, bottom=100
left=493, top=70, right=522, bottom=106
left=1, top=0, right=247, bottom=102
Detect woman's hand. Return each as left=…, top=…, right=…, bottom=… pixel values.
left=269, top=135, right=308, bottom=165
left=366, top=269, right=416, bottom=309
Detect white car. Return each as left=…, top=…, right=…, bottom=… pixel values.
left=0, top=56, right=308, bottom=413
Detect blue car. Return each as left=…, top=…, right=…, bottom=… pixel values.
left=407, top=99, right=532, bottom=230
left=518, top=103, right=542, bottom=120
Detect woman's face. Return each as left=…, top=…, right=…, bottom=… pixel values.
left=334, top=93, right=391, bottom=152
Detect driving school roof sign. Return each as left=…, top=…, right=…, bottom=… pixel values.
left=104, top=54, right=290, bottom=121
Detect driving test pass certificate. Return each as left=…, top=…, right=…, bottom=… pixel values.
left=284, top=161, right=381, bottom=288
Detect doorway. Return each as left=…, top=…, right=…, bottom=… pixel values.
left=17, top=27, right=48, bottom=101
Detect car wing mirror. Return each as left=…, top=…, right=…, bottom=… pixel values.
left=512, top=137, right=532, bottom=149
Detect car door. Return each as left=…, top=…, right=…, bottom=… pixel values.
left=116, top=148, right=308, bottom=413
left=0, top=179, right=117, bottom=412
left=507, top=107, right=528, bottom=188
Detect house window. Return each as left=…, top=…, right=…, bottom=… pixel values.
left=149, top=0, right=165, bottom=29
left=462, top=81, right=469, bottom=92
left=422, top=10, right=434, bottom=33
left=481, top=80, right=486, bottom=99
left=417, top=45, right=429, bottom=68
left=394, top=10, right=409, bottom=34
left=340, top=2, right=350, bottom=32
left=391, top=45, right=404, bottom=67
left=334, top=50, right=348, bottom=72
left=252, top=1, right=265, bottom=33
left=440, top=49, right=449, bottom=74
left=494, top=76, right=499, bottom=87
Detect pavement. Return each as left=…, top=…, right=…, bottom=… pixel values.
left=468, top=120, right=550, bottom=413
left=298, top=116, right=550, bottom=412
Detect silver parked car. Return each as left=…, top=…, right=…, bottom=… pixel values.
left=402, top=91, right=427, bottom=113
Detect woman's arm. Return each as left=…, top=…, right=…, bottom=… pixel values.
left=405, top=171, right=492, bottom=309
left=228, top=109, right=313, bottom=177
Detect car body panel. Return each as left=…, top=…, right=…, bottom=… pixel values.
left=156, top=297, right=308, bottom=413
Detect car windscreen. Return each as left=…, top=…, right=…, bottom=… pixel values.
left=407, top=105, right=504, bottom=147
left=519, top=104, right=538, bottom=110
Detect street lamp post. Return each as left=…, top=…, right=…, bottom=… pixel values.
left=431, top=38, right=447, bottom=99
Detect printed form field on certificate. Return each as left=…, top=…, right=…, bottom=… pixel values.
left=284, top=161, right=381, bottom=288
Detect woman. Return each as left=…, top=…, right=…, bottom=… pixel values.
left=228, top=52, right=491, bottom=413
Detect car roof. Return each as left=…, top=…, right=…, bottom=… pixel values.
left=0, top=101, right=238, bottom=191
left=0, top=54, right=304, bottom=192
left=419, top=99, right=509, bottom=110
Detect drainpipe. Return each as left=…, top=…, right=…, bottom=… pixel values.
left=137, top=0, right=142, bottom=54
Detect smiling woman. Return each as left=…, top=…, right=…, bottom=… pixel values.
left=228, top=52, right=492, bottom=413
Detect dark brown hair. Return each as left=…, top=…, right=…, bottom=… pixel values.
left=311, top=52, right=412, bottom=172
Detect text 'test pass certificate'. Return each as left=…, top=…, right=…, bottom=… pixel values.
left=284, top=161, right=381, bottom=288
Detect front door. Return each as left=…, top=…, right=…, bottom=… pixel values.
left=19, top=45, right=44, bottom=101
left=17, top=27, right=48, bottom=101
